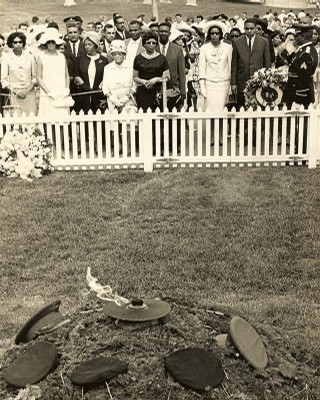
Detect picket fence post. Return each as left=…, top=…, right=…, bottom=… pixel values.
left=143, top=108, right=153, bottom=172
left=308, top=105, right=319, bottom=169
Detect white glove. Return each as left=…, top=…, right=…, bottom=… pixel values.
left=118, top=95, right=129, bottom=105
left=109, top=94, right=122, bottom=107
left=200, top=81, right=207, bottom=98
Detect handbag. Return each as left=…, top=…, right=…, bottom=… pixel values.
left=52, top=96, right=74, bottom=108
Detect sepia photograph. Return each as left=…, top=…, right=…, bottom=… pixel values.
left=0, top=0, right=319, bottom=399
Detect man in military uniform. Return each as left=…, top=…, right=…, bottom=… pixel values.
left=282, top=25, right=318, bottom=153
left=283, top=25, right=318, bottom=109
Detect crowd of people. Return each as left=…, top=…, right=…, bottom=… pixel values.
left=0, top=8, right=320, bottom=119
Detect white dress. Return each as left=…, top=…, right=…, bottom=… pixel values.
left=38, top=51, right=70, bottom=120
left=199, top=41, right=232, bottom=112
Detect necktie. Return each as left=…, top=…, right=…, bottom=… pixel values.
left=72, top=42, right=76, bottom=57
left=162, top=45, right=166, bottom=55
left=248, top=38, right=252, bottom=52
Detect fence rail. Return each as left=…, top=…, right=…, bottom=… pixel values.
left=1, top=105, right=320, bottom=171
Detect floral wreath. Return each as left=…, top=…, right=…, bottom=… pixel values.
left=0, top=125, right=52, bottom=181
left=244, top=66, right=288, bottom=109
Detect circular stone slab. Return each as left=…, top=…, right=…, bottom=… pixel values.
left=103, top=298, right=171, bottom=322
left=229, top=316, right=268, bottom=370
left=15, top=300, right=62, bottom=344
left=164, top=348, right=224, bottom=392
left=70, top=357, right=128, bottom=386
left=4, top=342, right=58, bottom=388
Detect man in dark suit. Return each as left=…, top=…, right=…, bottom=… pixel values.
left=101, top=23, right=116, bottom=59
left=158, top=22, right=186, bottom=152
left=231, top=18, right=271, bottom=109
left=63, top=22, right=86, bottom=110
left=158, top=22, right=186, bottom=110
left=114, top=15, right=130, bottom=40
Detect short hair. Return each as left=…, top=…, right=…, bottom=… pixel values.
left=175, top=13, right=182, bottom=17
left=244, top=18, right=256, bottom=26
left=129, top=19, right=143, bottom=27
left=19, top=22, right=28, bottom=28
left=7, top=31, right=27, bottom=48
left=114, top=15, right=124, bottom=24
left=159, top=21, right=171, bottom=30
left=104, top=23, right=115, bottom=31
left=32, top=16, right=39, bottom=23
left=0, top=34, right=5, bottom=42
left=141, top=30, right=158, bottom=46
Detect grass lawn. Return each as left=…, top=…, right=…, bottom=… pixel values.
left=0, top=167, right=319, bottom=399
left=0, top=0, right=316, bottom=33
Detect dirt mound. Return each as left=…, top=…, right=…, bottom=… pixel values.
left=1, top=296, right=319, bottom=400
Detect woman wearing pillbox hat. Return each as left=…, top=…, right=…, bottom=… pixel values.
left=73, top=31, right=108, bottom=113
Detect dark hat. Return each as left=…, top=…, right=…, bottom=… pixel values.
left=211, top=13, right=228, bottom=21
left=293, top=24, right=314, bottom=34
left=15, top=300, right=69, bottom=344
left=70, top=357, right=128, bottom=386
left=104, top=298, right=171, bottom=322
left=63, top=16, right=77, bottom=24
left=63, top=16, right=83, bottom=24
left=229, top=316, right=268, bottom=369
left=164, top=348, right=224, bottom=391
left=4, top=342, right=58, bottom=388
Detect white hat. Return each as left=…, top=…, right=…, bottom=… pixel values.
left=169, top=28, right=184, bottom=42
left=110, top=39, right=127, bottom=54
left=39, top=28, right=64, bottom=46
left=284, top=28, right=295, bottom=37
left=203, top=20, right=227, bottom=36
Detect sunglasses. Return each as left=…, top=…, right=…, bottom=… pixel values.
left=13, top=40, right=23, bottom=44
left=230, top=35, right=240, bottom=38
left=145, top=41, right=157, bottom=45
left=210, top=32, right=220, bottom=36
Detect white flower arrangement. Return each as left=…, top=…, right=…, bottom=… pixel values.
left=244, top=66, right=288, bottom=109
left=0, top=125, right=52, bottom=181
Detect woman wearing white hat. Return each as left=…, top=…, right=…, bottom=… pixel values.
left=36, top=28, right=71, bottom=119
left=199, top=20, right=232, bottom=113
left=102, top=40, right=136, bottom=113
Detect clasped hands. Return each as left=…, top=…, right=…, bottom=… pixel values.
left=143, top=77, right=165, bottom=89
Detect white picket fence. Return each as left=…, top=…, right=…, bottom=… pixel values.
left=0, top=104, right=320, bottom=171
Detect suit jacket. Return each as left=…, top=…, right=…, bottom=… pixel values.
left=64, top=38, right=86, bottom=88
left=162, top=42, right=186, bottom=98
left=75, top=54, right=108, bottom=113
left=231, top=35, right=271, bottom=93
left=115, top=30, right=130, bottom=40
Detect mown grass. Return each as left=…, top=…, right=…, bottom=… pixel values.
left=0, top=168, right=319, bottom=352
left=0, top=0, right=311, bottom=34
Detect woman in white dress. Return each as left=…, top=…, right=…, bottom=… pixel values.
left=36, top=29, right=71, bottom=120
left=199, top=21, right=232, bottom=112
left=102, top=40, right=136, bottom=113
